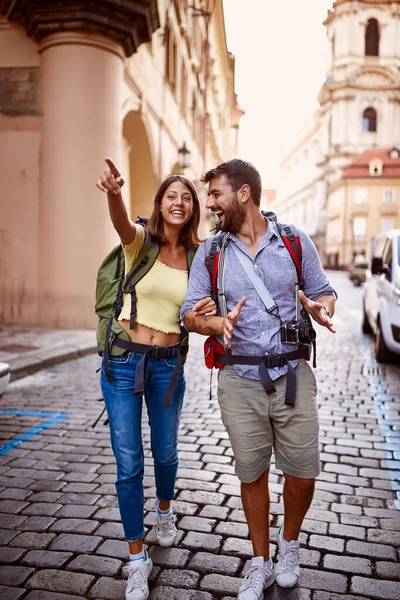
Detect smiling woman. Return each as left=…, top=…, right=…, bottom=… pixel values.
left=95, top=158, right=217, bottom=600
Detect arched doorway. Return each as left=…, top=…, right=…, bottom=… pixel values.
left=122, top=111, right=158, bottom=219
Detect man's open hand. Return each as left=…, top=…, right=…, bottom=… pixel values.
left=298, top=290, right=335, bottom=333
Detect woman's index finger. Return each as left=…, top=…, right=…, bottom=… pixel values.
left=104, top=157, right=120, bottom=177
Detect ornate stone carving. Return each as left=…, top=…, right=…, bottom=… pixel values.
left=1, top=0, right=160, bottom=57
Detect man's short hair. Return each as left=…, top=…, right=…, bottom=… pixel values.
left=201, top=159, right=262, bottom=206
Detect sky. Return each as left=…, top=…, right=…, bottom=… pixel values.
left=222, top=0, right=333, bottom=188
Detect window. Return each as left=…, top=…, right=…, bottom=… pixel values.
left=382, top=239, right=392, bottom=268
left=165, top=24, right=177, bottom=92
left=353, top=217, right=366, bottom=244
left=363, top=107, right=377, bottom=132
left=193, top=17, right=202, bottom=61
left=383, top=189, right=394, bottom=204
left=355, top=188, right=367, bottom=204
left=369, top=158, right=383, bottom=177
left=365, top=18, right=379, bottom=56
left=382, top=218, right=394, bottom=233
left=192, top=91, right=197, bottom=138
left=328, top=219, right=341, bottom=239
left=181, top=63, right=188, bottom=119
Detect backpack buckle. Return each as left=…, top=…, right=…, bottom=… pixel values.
left=151, top=347, right=162, bottom=358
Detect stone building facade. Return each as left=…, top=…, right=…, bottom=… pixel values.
left=0, top=0, right=243, bottom=328
left=326, top=147, right=400, bottom=266
left=271, top=0, right=400, bottom=265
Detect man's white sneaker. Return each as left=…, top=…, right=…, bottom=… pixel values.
left=238, top=556, right=275, bottom=600
left=125, top=553, right=153, bottom=600
left=274, top=525, right=300, bottom=588
left=154, top=502, right=177, bottom=547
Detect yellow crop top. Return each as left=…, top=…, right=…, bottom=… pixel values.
left=118, top=224, right=188, bottom=334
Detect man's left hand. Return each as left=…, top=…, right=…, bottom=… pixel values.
left=298, top=290, right=336, bottom=333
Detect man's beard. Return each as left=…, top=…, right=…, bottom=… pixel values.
left=219, top=193, right=246, bottom=232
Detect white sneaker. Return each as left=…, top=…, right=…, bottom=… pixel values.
left=238, top=556, right=275, bottom=600
left=274, top=525, right=300, bottom=588
left=153, top=501, right=177, bottom=548
left=125, top=553, right=153, bottom=600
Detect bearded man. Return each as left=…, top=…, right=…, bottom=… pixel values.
left=181, top=159, right=337, bottom=600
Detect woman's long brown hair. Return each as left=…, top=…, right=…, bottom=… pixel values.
left=147, top=175, right=202, bottom=250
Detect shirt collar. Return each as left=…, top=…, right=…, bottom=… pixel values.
left=227, top=219, right=285, bottom=255
left=265, top=220, right=285, bottom=247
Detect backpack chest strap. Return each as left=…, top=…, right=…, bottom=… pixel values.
left=216, top=347, right=309, bottom=405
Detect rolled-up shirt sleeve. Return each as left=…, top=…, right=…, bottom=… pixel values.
left=180, top=242, right=213, bottom=321
left=300, top=230, right=338, bottom=301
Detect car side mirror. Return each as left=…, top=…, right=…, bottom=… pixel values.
left=371, top=256, right=383, bottom=275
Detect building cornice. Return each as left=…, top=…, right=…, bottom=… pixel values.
left=319, top=76, right=399, bottom=105
left=324, top=1, right=399, bottom=26
left=333, top=0, right=398, bottom=7
left=0, top=0, right=160, bottom=57
left=39, top=31, right=126, bottom=60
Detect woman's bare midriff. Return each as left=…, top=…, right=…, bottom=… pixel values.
left=119, top=319, right=181, bottom=347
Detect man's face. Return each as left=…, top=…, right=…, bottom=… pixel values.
left=206, top=175, right=246, bottom=233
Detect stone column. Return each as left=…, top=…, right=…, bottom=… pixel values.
left=38, top=32, right=124, bottom=328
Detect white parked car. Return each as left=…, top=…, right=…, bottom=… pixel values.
left=362, top=229, right=400, bottom=363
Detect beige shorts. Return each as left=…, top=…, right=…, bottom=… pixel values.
left=217, top=359, right=320, bottom=483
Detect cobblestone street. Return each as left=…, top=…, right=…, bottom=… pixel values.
left=0, top=272, right=399, bottom=600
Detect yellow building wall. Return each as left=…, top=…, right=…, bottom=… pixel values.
left=0, top=1, right=241, bottom=328
left=326, top=178, right=400, bottom=266
left=0, top=24, right=41, bottom=324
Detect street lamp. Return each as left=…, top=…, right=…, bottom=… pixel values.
left=178, top=142, right=190, bottom=171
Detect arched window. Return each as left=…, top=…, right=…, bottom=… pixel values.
left=365, top=18, right=379, bottom=56
left=363, top=107, right=377, bottom=132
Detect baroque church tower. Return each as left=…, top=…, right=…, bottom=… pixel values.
left=318, top=0, right=400, bottom=183
left=275, top=0, right=400, bottom=262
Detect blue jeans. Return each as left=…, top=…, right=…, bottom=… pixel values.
left=100, top=347, right=185, bottom=542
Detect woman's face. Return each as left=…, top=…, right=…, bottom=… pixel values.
left=160, top=181, right=194, bottom=228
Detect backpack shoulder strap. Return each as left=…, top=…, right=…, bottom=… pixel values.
left=276, top=222, right=303, bottom=286
left=123, top=230, right=158, bottom=290
left=187, top=248, right=196, bottom=271
left=204, top=232, right=229, bottom=302
left=122, top=230, right=159, bottom=329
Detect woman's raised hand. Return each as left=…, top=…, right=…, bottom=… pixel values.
left=96, top=158, right=125, bottom=195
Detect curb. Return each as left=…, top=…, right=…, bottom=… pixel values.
left=8, top=344, right=98, bottom=382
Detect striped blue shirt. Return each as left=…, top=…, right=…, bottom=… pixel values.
left=181, top=221, right=337, bottom=381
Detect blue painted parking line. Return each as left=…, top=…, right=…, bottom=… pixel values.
left=0, top=409, right=70, bottom=455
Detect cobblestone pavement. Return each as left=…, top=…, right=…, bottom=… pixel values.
left=0, top=272, right=399, bottom=600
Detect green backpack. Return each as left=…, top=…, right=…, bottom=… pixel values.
left=95, top=219, right=196, bottom=377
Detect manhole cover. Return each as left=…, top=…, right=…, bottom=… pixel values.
left=0, top=344, right=39, bottom=353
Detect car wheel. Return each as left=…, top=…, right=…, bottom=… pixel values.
left=375, top=320, right=394, bottom=363
left=362, top=304, right=372, bottom=334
